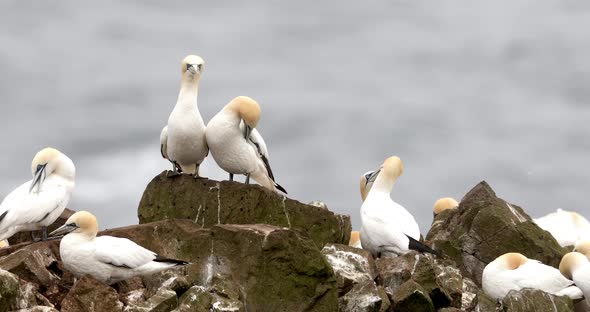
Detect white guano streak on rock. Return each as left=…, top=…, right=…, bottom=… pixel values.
left=461, top=280, right=477, bottom=311
left=411, top=254, right=420, bottom=275
left=212, top=300, right=240, bottom=311
left=281, top=195, right=291, bottom=228
left=209, top=183, right=221, bottom=224
left=506, top=203, right=527, bottom=223
left=194, top=204, right=202, bottom=224
left=322, top=245, right=371, bottom=282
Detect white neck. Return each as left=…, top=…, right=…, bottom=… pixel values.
left=371, top=171, right=395, bottom=194
left=176, top=76, right=200, bottom=110
left=55, top=154, right=76, bottom=181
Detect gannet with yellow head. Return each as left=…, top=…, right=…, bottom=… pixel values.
left=360, top=156, right=438, bottom=257
left=433, top=197, right=459, bottom=216
left=0, top=147, right=75, bottom=241
left=574, top=240, right=590, bottom=260
left=560, top=252, right=590, bottom=305
left=482, top=252, right=583, bottom=300
left=162, top=55, right=208, bottom=177
left=50, top=211, right=188, bottom=284
left=205, top=96, right=286, bottom=193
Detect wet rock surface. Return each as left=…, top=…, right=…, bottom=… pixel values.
left=137, top=172, right=351, bottom=248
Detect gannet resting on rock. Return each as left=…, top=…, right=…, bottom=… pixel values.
left=360, top=156, right=438, bottom=258
left=162, top=55, right=208, bottom=178
left=575, top=240, right=590, bottom=260
left=482, top=252, right=583, bottom=300
left=0, top=148, right=75, bottom=241
left=205, top=96, right=286, bottom=193
left=560, top=252, right=590, bottom=305
left=349, top=231, right=362, bottom=248
left=534, top=209, right=590, bottom=247
left=50, top=211, right=188, bottom=284
left=433, top=197, right=459, bottom=216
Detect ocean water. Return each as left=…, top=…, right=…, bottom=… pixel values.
left=0, top=1, right=589, bottom=233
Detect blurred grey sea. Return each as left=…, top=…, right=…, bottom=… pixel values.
left=1, top=1, right=589, bottom=232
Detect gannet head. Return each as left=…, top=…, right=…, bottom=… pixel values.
left=495, top=252, right=528, bottom=270
left=574, top=240, right=590, bottom=259
left=433, top=197, right=459, bottom=215
left=226, top=96, right=262, bottom=128
left=559, top=252, right=588, bottom=279
left=349, top=231, right=361, bottom=247
left=359, top=171, right=375, bottom=201
left=181, top=55, right=204, bottom=80
left=29, top=147, right=75, bottom=193
left=49, top=211, right=99, bottom=239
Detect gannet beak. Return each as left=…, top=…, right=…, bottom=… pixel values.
left=365, top=169, right=380, bottom=184
left=49, top=222, right=79, bottom=237
left=244, top=124, right=253, bottom=140
left=29, top=164, right=47, bottom=193
left=187, top=64, right=201, bottom=75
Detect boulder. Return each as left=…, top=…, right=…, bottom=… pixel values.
left=461, top=277, right=479, bottom=311
left=321, top=243, right=376, bottom=295
left=176, top=285, right=244, bottom=312
left=142, top=270, right=190, bottom=298
left=392, top=280, right=434, bottom=312
left=137, top=172, right=351, bottom=248
left=0, top=269, right=19, bottom=312
left=60, top=275, right=124, bottom=312
left=0, top=244, right=60, bottom=286
left=338, top=279, right=389, bottom=312
left=502, top=289, right=574, bottom=312
left=474, top=290, right=499, bottom=312
left=427, top=181, right=566, bottom=285
left=124, top=289, right=178, bottom=312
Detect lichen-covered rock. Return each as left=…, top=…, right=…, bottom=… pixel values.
left=461, top=277, right=479, bottom=311
left=176, top=285, right=244, bottom=312
left=338, top=279, right=389, bottom=312
left=0, top=244, right=60, bottom=286
left=375, top=252, right=416, bottom=296
left=142, top=270, right=190, bottom=298
left=474, top=290, right=499, bottom=312
left=321, top=243, right=376, bottom=295
left=392, top=280, right=434, bottom=312
left=137, top=172, right=351, bottom=247
left=0, top=269, right=19, bottom=312
left=124, top=289, right=178, bottom=312
left=427, top=181, right=566, bottom=285
left=502, top=289, right=574, bottom=312
left=60, top=275, right=124, bottom=312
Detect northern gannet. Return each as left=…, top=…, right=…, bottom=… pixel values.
left=205, top=96, right=286, bottom=193
left=359, top=171, right=373, bottom=202
left=433, top=197, right=459, bottom=216
left=560, top=252, right=590, bottom=305
left=162, top=55, right=208, bottom=177
left=534, top=209, right=590, bottom=247
left=359, top=156, right=438, bottom=257
left=0, top=148, right=75, bottom=241
left=349, top=231, right=361, bottom=248
left=50, top=211, right=188, bottom=284
left=482, top=252, right=583, bottom=300
left=575, top=240, right=590, bottom=260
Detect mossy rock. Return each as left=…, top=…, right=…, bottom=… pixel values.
left=502, top=289, right=574, bottom=312
left=138, top=172, right=351, bottom=248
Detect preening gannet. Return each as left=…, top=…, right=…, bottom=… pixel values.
left=433, top=197, right=459, bottom=216
left=575, top=240, right=590, bottom=260
left=534, top=209, right=590, bottom=247
left=50, top=211, right=188, bottom=284
left=560, top=252, right=590, bottom=305
left=482, top=252, right=583, bottom=300
left=349, top=231, right=362, bottom=248
left=162, top=55, right=208, bottom=177
left=0, top=148, right=75, bottom=241
left=205, top=96, right=286, bottom=193
left=359, top=156, right=438, bottom=257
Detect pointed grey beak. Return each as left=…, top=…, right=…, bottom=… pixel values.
left=29, top=164, right=47, bottom=193
left=187, top=64, right=201, bottom=75
left=365, top=169, right=381, bottom=184
left=243, top=124, right=253, bottom=140
left=49, top=223, right=78, bottom=237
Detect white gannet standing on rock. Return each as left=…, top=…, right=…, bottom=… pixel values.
left=205, top=96, right=286, bottom=193
left=0, top=147, right=75, bottom=241
left=534, top=209, right=590, bottom=247
left=560, top=252, right=590, bottom=305
left=161, top=55, right=208, bottom=178
left=360, top=156, right=438, bottom=258
left=482, top=252, right=583, bottom=300
left=50, top=211, right=188, bottom=285
left=433, top=197, right=459, bottom=217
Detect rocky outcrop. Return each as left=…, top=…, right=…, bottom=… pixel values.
left=502, top=289, right=574, bottom=312
left=137, top=172, right=351, bottom=248
left=60, top=275, right=124, bottom=312
left=427, top=181, right=566, bottom=285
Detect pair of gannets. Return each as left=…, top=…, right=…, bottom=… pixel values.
left=160, top=55, right=285, bottom=193
left=50, top=211, right=188, bottom=284
left=359, top=156, right=438, bottom=257
left=0, top=148, right=75, bottom=241
left=482, top=253, right=583, bottom=300
left=534, top=209, right=590, bottom=247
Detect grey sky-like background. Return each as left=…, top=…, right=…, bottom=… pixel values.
left=1, top=1, right=589, bottom=233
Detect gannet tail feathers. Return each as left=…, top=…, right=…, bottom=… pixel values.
left=556, top=285, right=584, bottom=300
left=154, top=254, right=190, bottom=266
left=274, top=182, right=287, bottom=194
left=406, top=235, right=441, bottom=256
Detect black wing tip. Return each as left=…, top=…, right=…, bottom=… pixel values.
left=0, top=210, right=8, bottom=224
left=154, top=254, right=190, bottom=266
left=406, top=235, right=441, bottom=257
left=275, top=183, right=287, bottom=194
